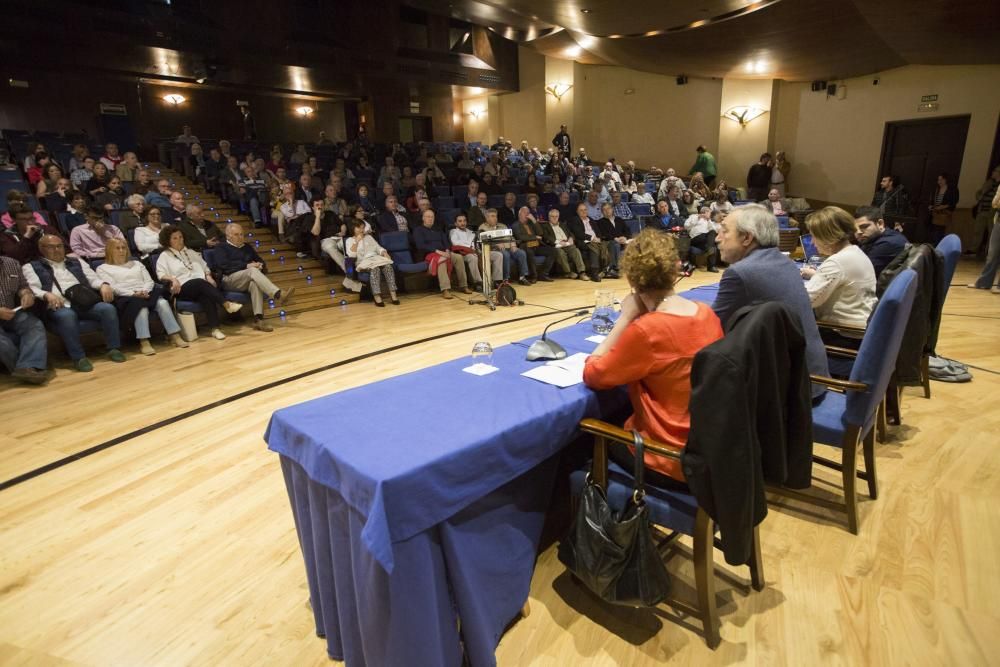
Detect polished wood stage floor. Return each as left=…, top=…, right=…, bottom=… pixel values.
left=1, top=261, right=998, bottom=666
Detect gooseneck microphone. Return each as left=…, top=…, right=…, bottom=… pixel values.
left=526, top=309, right=590, bottom=361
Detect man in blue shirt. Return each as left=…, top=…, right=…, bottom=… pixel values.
left=853, top=205, right=908, bottom=278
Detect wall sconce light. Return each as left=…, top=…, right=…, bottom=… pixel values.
left=545, top=83, right=573, bottom=101
left=296, top=106, right=315, bottom=117
left=722, top=105, right=768, bottom=126
left=468, top=109, right=485, bottom=120
left=163, top=94, right=186, bottom=105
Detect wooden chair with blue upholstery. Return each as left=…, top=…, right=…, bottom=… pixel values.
left=772, top=269, right=918, bottom=534
left=570, top=422, right=764, bottom=649
left=379, top=231, right=427, bottom=292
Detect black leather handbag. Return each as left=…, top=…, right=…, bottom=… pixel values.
left=558, top=431, right=672, bottom=607
left=52, top=274, right=101, bottom=313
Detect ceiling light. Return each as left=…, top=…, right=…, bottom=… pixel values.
left=580, top=8, right=592, bottom=13
left=296, top=106, right=315, bottom=116
left=564, top=45, right=582, bottom=58
left=722, top=105, right=768, bottom=126
left=163, top=94, right=186, bottom=105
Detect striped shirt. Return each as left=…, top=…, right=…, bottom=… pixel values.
left=0, top=256, right=29, bottom=309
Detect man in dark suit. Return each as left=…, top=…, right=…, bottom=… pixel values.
left=853, top=205, right=908, bottom=278
left=565, top=202, right=605, bottom=282
left=377, top=195, right=409, bottom=234
left=713, top=204, right=829, bottom=399
left=498, top=192, right=518, bottom=226
left=466, top=191, right=489, bottom=230
left=294, top=173, right=320, bottom=205
left=746, top=153, right=772, bottom=202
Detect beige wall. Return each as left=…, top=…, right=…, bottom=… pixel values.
left=716, top=79, right=776, bottom=186
left=773, top=64, right=1000, bottom=207
left=461, top=96, right=491, bottom=144
left=497, top=48, right=548, bottom=147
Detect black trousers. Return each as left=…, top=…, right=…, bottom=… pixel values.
left=689, top=231, right=717, bottom=269
left=178, top=278, right=226, bottom=328
left=747, top=187, right=767, bottom=202
left=608, top=441, right=689, bottom=492
left=523, top=245, right=556, bottom=278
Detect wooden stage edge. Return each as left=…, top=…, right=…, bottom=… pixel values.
left=0, top=260, right=998, bottom=666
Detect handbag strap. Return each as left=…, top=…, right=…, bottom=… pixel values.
left=631, top=430, right=646, bottom=504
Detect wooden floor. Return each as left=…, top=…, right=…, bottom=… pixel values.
left=1, top=261, right=998, bottom=666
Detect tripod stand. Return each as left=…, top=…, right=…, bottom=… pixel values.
left=468, top=239, right=498, bottom=311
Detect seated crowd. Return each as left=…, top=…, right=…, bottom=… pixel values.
left=1, top=129, right=981, bottom=391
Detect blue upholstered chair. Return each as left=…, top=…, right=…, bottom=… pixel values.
left=917, top=234, right=962, bottom=398
left=379, top=231, right=427, bottom=288
left=625, top=219, right=643, bottom=237
left=202, top=248, right=251, bottom=307
left=570, top=420, right=764, bottom=649
left=777, top=269, right=917, bottom=534
left=628, top=202, right=653, bottom=218
left=436, top=195, right=455, bottom=210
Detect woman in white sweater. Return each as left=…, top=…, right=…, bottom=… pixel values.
left=155, top=227, right=242, bottom=340
left=97, top=238, right=188, bottom=354
left=346, top=216, right=398, bottom=306
left=133, top=206, right=165, bottom=258
left=800, top=206, right=877, bottom=346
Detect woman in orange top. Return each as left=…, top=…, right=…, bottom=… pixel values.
left=583, top=229, right=723, bottom=485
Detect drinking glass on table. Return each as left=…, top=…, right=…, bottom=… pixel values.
left=592, top=290, right=617, bottom=335
left=471, top=341, right=494, bottom=367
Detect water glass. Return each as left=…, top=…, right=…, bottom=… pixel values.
left=471, top=341, right=494, bottom=367
left=593, top=290, right=617, bottom=335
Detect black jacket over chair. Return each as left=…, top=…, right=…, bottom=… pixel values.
left=877, top=243, right=944, bottom=385
left=681, top=302, right=814, bottom=565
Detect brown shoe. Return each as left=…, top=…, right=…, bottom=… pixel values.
left=12, top=367, right=48, bottom=385
left=462, top=287, right=473, bottom=294
left=442, top=289, right=453, bottom=299
left=254, top=318, right=274, bottom=332
left=278, top=286, right=296, bottom=306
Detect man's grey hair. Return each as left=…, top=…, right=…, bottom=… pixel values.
left=225, top=222, right=243, bottom=234
left=185, top=203, right=201, bottom=215
left=733, top=204, right=779, bottom=247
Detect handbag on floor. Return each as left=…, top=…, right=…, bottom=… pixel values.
left=558, top=431, right=672, bottom=607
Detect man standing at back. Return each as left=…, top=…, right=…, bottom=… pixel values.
left=713, top=204, right=829, bottom=399
left=746, top=153, right=772, bottom=202
left=552, top=124, right=571, bottom=156
left=689, top=145, right=717, bottom=187
left=853, top=205, right=907, bottom=278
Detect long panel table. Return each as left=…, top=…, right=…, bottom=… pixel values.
left=265, top=286, right=719, bottom=666
left=266, top=321, right=630, bottom=666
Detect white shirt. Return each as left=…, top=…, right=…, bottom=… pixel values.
left=156, top=248, right=209, bottom=285
left=449, top=227, right=477, bottom=249
left=23, top=258, right=104, bottom=307
left=710, top=201, right=733, bottom=215
left=632, top=192, right=655, bottom=205
left=658, top=176, right=685, bottom=199
left=96, top=261, right=155, bottom=296
left=551, top=224, right=571, bottom=247
left=279, top=199, right=310, bottom=220
left=133, top=226, right=163, bottom=256
left=684, top=214, right=719, bottom=237
left=805, top=244, right=876, bottom=331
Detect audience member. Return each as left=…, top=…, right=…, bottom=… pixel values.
left=683, top=206, right=720, bottom=272
left=498, top=192, right=518, bottom=226
left=763, top=188, right=791, bottom=217
left=747, top=153, right=772, bottom=202
left=145, top=178, right=173, bottom=208
left=377, top=195, right=409, bottom=233
left=116, top=152, right=141, bottom=182
left=800, top=207, right=876, bottom=347
left=713, top=204, right=829, bottom=399
left=689, top=145, right=717, bottom=187
left=133, top=208, right=165, bottom=259
left=2, top=191, right=49, bottom=230
left=175, top=125, right=200, bottom=145
left=552, top=125, right=572, bottom=155
left=927, top=172, right=959, bottom=244
left=412, top=209, right=472, bottom=299
left=214, top=223, right=294, bottom=331
left=70, top=156, right=95, bottom=189
left=449, top=213, right=495, bottom=289
left=479, top=209, right=529, bottom=284
left=100, top=143, right=123, bottom=172
left=180, top=203, right=224, bottom=251
left=546, top=209, right=589, bottom=280
left=595, top=202, right=629, bottom=278
left=583, top=228, right=723, bottom=484
left=467, top=191, right=489, bottom=229
left=62, top=192, right=88, bottom=233
left=871, top=175, right=910, bottom=217
left=969, top=166, right=1000, bottom=260
left=567, top=202, right=608, bottom=282
left=155, top=227, right=242, bottom=340
left=632, top=182, right=655, bottom=205
left=85, top=162, right=113, bottom=200
left=117, top=195, right=145, bottom=236
left=710, top=189, right=734, bottom=216
left=1, top=205, right=45, bottom=264
left=771, top=151, right=791, bottom=196
left=347, top=221, right=398, bottom=306
left=69, top=206, right=125, bottom=261
left=97, top=237, right=187, bottom=354
left=0, top=254, right=47, bottom=384
left=969, top=169, right=1000, bottom=291
left=24, top=234, right=125, bottom=372
left=512, top=206, right=556, bottom=282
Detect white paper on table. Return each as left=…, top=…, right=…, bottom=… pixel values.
left=585, top=334, right=606, bottom=343
left=521, top=352, right=589, bottom=388
left=462, top=363, right=500, bottom=376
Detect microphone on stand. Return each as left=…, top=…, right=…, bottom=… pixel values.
left=526, top=309, right=590, bottom=361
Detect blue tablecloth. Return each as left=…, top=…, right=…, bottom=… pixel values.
left=680, top=282, right=720, bottom=305
left=266, top=321, right=629, bottom=667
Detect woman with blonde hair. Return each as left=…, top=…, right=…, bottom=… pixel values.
left=800, top=206, right=876, bottom=345
left=96, top=237, right=189, bottom=354
left=689, top=172, right=712, bottom=200
left=583, top=229, right=724, bottom=485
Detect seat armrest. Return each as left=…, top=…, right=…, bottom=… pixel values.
left=825, top=345, right=859, bottom=359
left=579, top=419, right=682, bottom=460
left=816, top=319, right=867, bottom=335
left=810, top=374, right=868, bottom=393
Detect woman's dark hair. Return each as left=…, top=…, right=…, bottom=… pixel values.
left=938, top=172, right=951, bottom=186
left=158, top=224, right=180, bottom=247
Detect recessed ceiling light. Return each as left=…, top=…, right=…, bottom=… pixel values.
left=580, top=8, right=592, bottom=13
